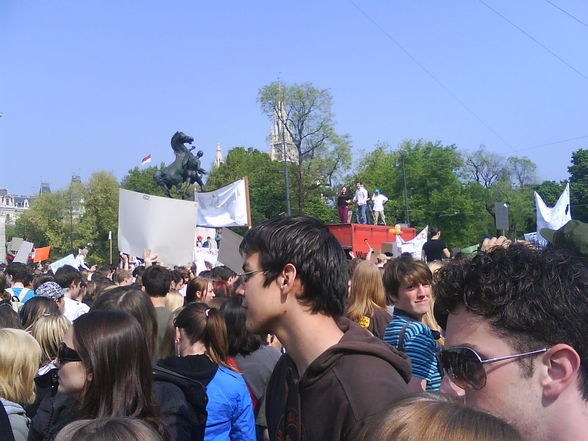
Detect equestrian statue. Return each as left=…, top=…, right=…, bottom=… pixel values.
left=154, top=131, right=207, bottom=199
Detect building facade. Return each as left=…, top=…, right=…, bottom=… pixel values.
left=0, top=189, right=31, bottom=225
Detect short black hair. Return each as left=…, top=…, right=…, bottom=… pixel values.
left=54, top=265, right=82, bottom=289
left=6, top=262, right=31, bottom=284
left=142, top=265, right=172, bottom=298
left=435, top=244, right=588, bottom=400
left=239, top=215, right=347, bottom=316
left=210, top=266, right=236, bottom=282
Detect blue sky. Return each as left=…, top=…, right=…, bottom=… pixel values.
left=2, top=1, right=587, bottom=196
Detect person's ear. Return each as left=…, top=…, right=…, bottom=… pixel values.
left=280, top=263, right=297, bottom=292
left=175, top=327, right=182, bottom=342
left=541, top=344, right=581, bottom=400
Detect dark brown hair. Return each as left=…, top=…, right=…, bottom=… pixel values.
left=174, top=303, right=232, bottom=369
left=382, top=255, right=432, bottom=305
left=90, top=286, right=158, bottom=359
left=73, top=311, right=168, bottom=440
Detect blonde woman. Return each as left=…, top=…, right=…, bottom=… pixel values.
left=28, top=314, right=71, bottom=416
left=346, top=261, right=392, bottom=339
left=360, top=392, right=521, bottom=441
left=0, top=328, right=42, bottom=441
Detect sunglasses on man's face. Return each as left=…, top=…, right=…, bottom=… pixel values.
left=58, top=342, right=82, bottom=365
left=437, top=346, right=549, bottom=390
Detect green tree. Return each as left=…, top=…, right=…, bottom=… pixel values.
left=258, top=81, right=351, bottom=214
left=352, top=140, right=488, bottom=247
left=534, top=180, right=567, bottom=206
left=13, top=191, right=71, bottom=256
left=120, top=165, right=167, bottom=196
left=569, top=148, right=588, bottom=222
left=206, top=147, right=289, bottom=225
left=79, top=172, right=119, bottom=263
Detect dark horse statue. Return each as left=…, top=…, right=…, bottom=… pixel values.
left=154, top=131, right=207, bottom=198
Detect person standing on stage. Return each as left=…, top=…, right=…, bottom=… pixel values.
left=337, top=186, right=351, bottom=223
left=371, top=189, right=388, bottom=226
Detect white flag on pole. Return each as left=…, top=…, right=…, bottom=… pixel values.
left=534, top=184, right=571, bottom=246
left=194, top=179, right=249, bottom=227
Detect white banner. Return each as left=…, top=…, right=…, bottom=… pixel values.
left=50, top=254, right=76, bottom=273
left=194, top=179, right=249, bottom=227
left=0, top=217, right=5, bottom=264
left=118, top=189, right=197, bottom=266
left=396, top=226, right=428, bottom=259
left=534, top=184, right=571, bottom=246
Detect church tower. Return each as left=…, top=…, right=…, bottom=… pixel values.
left=269, top=100, right=298, bottom=163
left=214, top=143, right=224, bottom=168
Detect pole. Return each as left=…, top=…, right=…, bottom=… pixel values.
left=402, top=157, right=410, bottom=226
left=108, top=231, right=112, bottom=264
left=278, top=80, right=292, bottom=216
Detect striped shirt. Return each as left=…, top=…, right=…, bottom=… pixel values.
left=383, top=311, right=442, bottom=391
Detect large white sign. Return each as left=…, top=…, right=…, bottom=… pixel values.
left=118, top=189, right=197, bottom=266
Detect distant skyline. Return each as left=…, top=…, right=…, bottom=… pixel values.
left=2, top=1, right=587, bottom=196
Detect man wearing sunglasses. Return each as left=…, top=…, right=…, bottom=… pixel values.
left=435, top=244, right=588, bottom=441
left=239, top=215, right=411, bottom=441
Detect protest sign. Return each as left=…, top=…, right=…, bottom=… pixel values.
left=118, top=189, right=197, bottom=266
left=13, top=241, right=34, bottom=263
left=50, top=254, right=76, bottom=273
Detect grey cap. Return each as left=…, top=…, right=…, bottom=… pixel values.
left=36, top=281, right=65, bottom=301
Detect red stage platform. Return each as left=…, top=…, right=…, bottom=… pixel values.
left=328, top=223, right=416, bottom=257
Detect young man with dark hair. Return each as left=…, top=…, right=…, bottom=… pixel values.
left=142, top=264, right=173, bottom=360
left=5, top=262, right=35, bottom=304
left=239, top=215, right=410, bottom=441
left=435, top=244, right=588, bottom=441
left=54, top=264, right=88, bottom=321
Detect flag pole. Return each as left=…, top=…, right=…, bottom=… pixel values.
left=108, top=231, right=113, bottom=264
left=243, top=176, right=252, bottom=228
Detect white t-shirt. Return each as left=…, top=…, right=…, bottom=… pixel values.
left=372, top=194, right=388, bottom=211
left=353, top=187, right=369, bottom=206
left=63, top=296, right=89, bottom=322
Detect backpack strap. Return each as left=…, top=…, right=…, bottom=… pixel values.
left=397, top=321, right=413, bottom=353
left=0, top=403, right=16, bottom=441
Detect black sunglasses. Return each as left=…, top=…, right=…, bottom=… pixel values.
left=58, top=342, right=82, bottom=364
left=438, top=346, right=548, bottom=390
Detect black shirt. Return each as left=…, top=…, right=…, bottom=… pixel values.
left=422, top=239, right=447, bottom=262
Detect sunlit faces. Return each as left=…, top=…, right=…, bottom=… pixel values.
left=241, top=252, right=286, bottom=334
left=442, top=306, right=544, bottom=438
left=392, top=281, right=431, bottom=318
left=57, top=327, right=89, bottom=399
left=203, top=281, right=215, bottom=304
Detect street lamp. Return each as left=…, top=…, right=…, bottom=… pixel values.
left=395, top=155, right=410, bottom=226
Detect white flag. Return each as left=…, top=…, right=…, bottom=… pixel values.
left=534, top=184, right=571, bottom=246
left=396, top=226, right=428, bottom=259
left=118, top=189, right=197, bottom=265
left=194, top=179, right=249, bottom=227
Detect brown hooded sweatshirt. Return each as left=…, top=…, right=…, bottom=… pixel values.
left=266, top=317, right=411, bottom=441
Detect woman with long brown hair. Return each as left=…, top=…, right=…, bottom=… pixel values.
left=156, top=302, right=255, bottom=441
left=345, top=261, right=392, bottom=339
left=56, top=310, right=169, bottom=440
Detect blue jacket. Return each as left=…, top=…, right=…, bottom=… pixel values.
left=205, top=366, right=256, bottom=441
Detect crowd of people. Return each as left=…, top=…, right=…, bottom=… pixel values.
left=0, top=217, right=586, bottom=441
